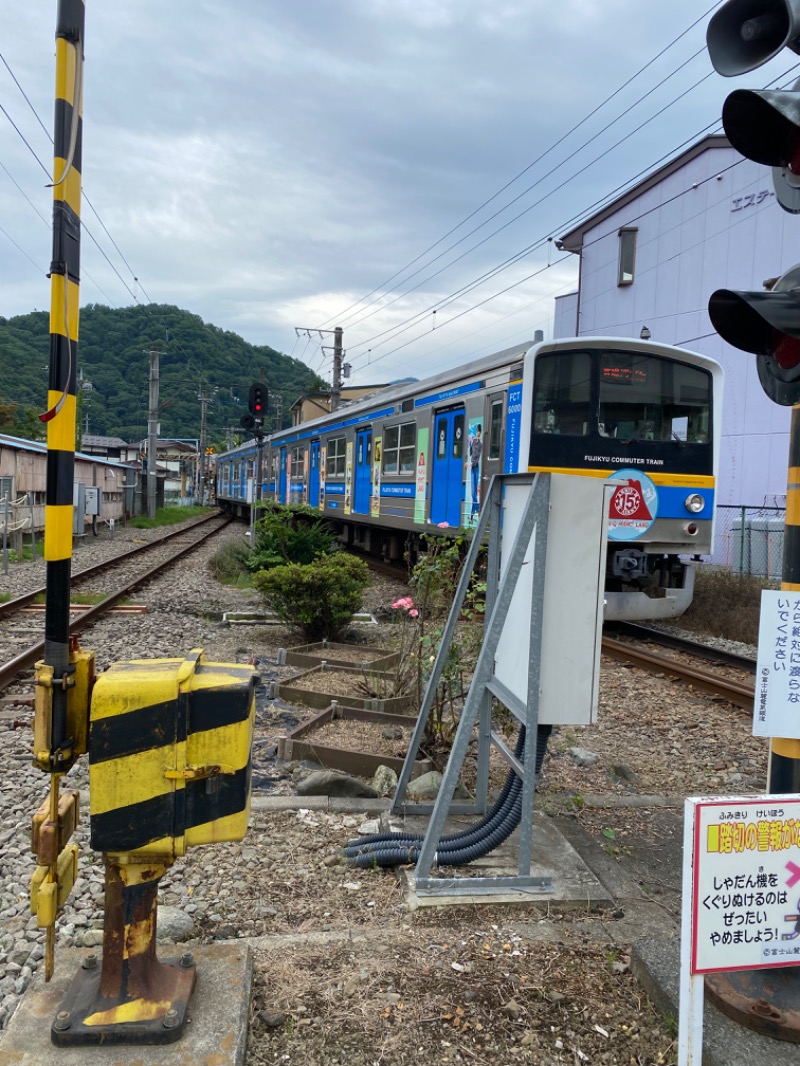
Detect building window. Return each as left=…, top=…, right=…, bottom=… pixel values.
left=382, top=422, right=416, bottom=474
left=326, top=435, right=346, bottom=476
left=617, top=227, right=637, bottom=286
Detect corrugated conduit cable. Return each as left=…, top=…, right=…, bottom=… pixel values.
left=344, top=725, right=551, bottom=869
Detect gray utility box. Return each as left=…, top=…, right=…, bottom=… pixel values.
left=493, top=474, right=610, bottom=726
left=84, top=486, right=101, bottom=516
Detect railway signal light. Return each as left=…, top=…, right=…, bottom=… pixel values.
left=709, top=265, right=800, bottom=404
left=706, top=0, right=800, bottom=401
left=248, top=382, right=268, bottom=419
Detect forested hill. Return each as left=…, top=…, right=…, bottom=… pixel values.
left=0, top=304, right=327, bottom=445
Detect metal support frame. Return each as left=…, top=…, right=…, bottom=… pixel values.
left=392, top=473, right=554, bottom=898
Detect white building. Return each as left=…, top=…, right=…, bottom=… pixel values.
left=554, top=133, right=794, bottom=512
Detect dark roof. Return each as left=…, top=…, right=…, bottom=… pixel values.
left=81, top=434, right=130, bottom=448
left=559, top=134, right=732, bottom=254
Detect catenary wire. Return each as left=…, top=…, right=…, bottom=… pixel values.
left=314, top=1, right=725, bottom=332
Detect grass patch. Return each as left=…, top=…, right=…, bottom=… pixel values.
left=209, top=538, right=254, bottom=587
left=128, top=505, right=211, bottom=529
left=33, top=592, right=124, bottom=606
left=679, top=565, right=770, bottom=645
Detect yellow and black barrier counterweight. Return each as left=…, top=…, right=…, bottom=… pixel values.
left=52, top=650, right=255, bottom=1046
left=88, top=649, right=255, bottom=858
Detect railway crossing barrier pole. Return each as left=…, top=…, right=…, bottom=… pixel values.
left=30, top=0, right=85, bottom=984
left=50, top=649, right=256, bottom=1046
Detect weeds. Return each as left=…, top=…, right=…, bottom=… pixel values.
left=680, top=565, right=769, bottom=645
left=209, top=538, right=254, bottom=585
left=128, top=505, right=210, bottom=528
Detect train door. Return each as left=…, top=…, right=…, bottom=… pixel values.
left=354, top=428, right=372, bottom=514
left=309, top=440, right=321, bottom=508
left=279, top=446, right=288, bottom=503
left=430, top=406, right=465, bottom=527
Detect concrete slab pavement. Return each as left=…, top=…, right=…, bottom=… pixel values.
left=0, top=943, right=252, bottom=1066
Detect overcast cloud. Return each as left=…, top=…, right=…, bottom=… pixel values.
left=0, top=2, right=791, bottom=388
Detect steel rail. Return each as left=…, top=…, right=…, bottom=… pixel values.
left=601, top=635, right=755, bottom=710
left=606, top=620, right=756, bottom=674
left=0, top=515, right=231, bottom=692
left=0, top=511, right=225, bottom=620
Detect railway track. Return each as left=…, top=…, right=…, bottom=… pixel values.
left=0, top=513, right=231, bottom=693
left=601, top=624, right=755, bottom=711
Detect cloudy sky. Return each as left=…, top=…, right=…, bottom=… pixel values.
left=0, top=1, right=792, bottom=387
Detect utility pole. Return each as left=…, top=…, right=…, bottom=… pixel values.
left=147, top=345, right=159, bottom=519
left=275, top=396, right=283, bottom=433
left=293, top=325, right=344, bottom=411
left=198, top=388, right=209, bottom=502
left=331, top=326, right=343, bottom=411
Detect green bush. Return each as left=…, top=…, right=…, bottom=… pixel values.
left=248, top=504, right=338, bottom=571
left=253, top=553, right=370, bottom=640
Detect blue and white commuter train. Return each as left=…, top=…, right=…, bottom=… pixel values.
left=216, top=336, right=723, bottom=621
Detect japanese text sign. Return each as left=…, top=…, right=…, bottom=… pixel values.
left=754, top=590, right=800, bottom=739
left=690, top=795, right=800, bottom=974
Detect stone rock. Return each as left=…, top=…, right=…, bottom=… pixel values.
left=371, top=765, right=398, bottom=796
left=568, top=746, right=599, bottom=768
left=156, top=906, right=196, bottom=942
left=258, top=1010, right=288, bottom=1028
left=406, top=771, right=471, bottom=801
left=296, top=771, right=380, bottom=798
left=610, top=763, right=640, bottom=785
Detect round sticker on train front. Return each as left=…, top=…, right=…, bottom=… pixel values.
left=606, top=468, right=658, bottom=540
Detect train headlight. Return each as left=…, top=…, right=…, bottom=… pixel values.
left=685, top=493, right=705, bottom=514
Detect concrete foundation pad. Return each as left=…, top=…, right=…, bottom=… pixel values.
left=0, top=943, right=252, bottom=1066
left=632, top=936, right=799, bottom=1066
left=397, top=810, right=612, bottom=910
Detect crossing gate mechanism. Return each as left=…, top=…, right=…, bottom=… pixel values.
left=389, top=472, right=611, bottom=898
left=49, top=649, right=255, bottom=1046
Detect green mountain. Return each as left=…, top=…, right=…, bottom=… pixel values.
left=0, top=304, right=327, bottom=447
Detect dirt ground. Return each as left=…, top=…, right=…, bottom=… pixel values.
left=226, top=616, right=740, bottom=1064
left=197, top=553, right=775, bottom=1066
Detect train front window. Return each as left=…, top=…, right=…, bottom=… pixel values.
left=533, top=351, right=592, bottom=436
left=599, top=352, right=711, bottom=443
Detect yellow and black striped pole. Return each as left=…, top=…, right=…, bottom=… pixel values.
left=43, top=0, right=84, bottom=755
left=770, top=405, right=800, bottom=793
left=38, top=0, right=85, bottom=980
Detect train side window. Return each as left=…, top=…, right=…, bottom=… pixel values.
left=382, top=422, right=416, bottom=474
left=291, top=446, right=306, bottom=478
left=533, top=350, right=592, bottom=436
left=326, top=436, right=346, bottom=476
left=452, top=414, right=464, bottom=458
left=488, top=400, right=503, bottom=460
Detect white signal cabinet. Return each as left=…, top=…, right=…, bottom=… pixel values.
left=493, top=474, right=610, bottom=726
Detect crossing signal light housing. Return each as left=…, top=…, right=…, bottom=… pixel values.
left=721, top=83, right=800, bottom=211
left=248, top=383, right=268, bottom=418
left=707, top=0, right=800, bottom=76
left=240, top=413, right=257, bottom=432
left=709, top=265, right=800, bottom=405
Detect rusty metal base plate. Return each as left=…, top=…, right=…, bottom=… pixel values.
left=705, top=966, right=800, bottom=1043
left=51, top=956, right=196, bottom=1047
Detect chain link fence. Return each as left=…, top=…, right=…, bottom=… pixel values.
left=711, top=504, right=785, bottom=579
